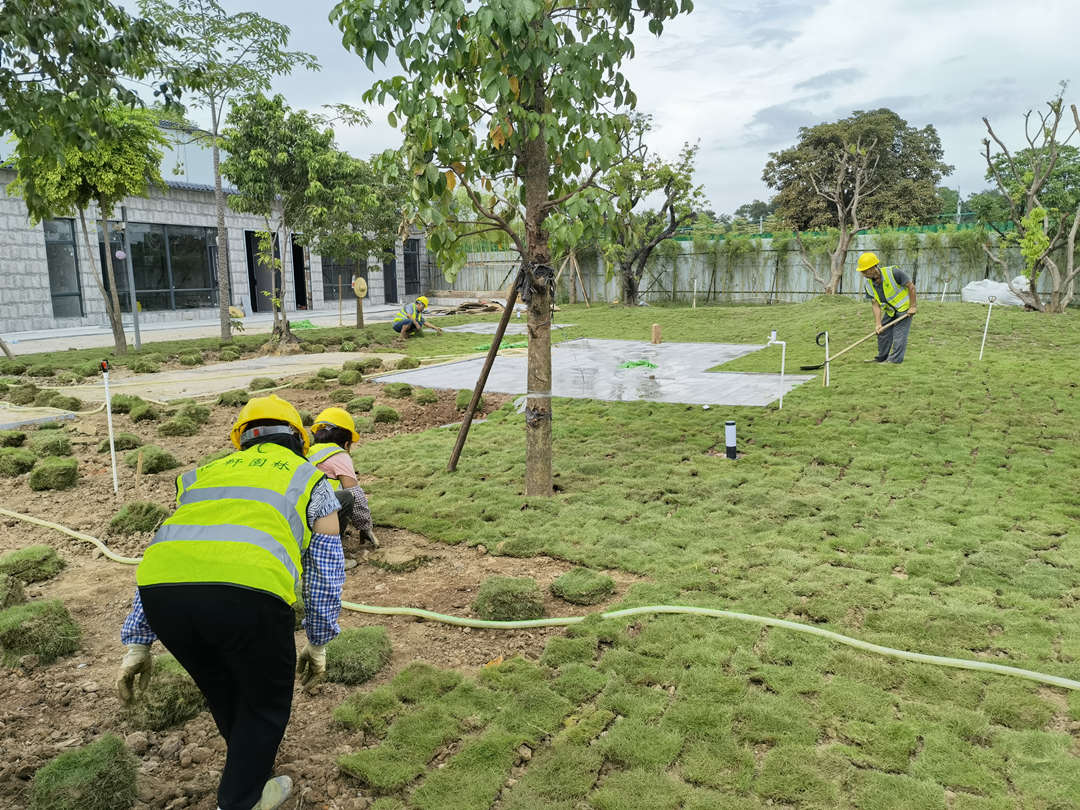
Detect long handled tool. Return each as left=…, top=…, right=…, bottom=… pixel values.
left=800, top=313, right=911, bottom=371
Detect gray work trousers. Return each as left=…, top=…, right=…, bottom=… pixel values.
left=876, top=311, right=912, bottom=363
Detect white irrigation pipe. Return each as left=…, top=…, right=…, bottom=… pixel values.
left=2, top=505, right=1078, bottom=693
left=766, top=331, right=786, bottom=409
left=979, top=295, right=996, bottom=361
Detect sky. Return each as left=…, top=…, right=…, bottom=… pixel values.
left=132, top=0, right=1079, bottom=216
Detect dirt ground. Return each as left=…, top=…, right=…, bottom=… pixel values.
left=0, top=377, right=641, bottom=809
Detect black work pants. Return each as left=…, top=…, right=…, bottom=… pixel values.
left=140, top=584, right=295, bottom=810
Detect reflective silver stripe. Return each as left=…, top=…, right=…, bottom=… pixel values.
left=309, top=446, right=341, bottom=464
left=180, top=468, right=198, bottom=492
left=179, top=486, right=305, bottom=547
left=287, top=463, right=323, bottom=547
left=150, top=523, right=300, bottom=584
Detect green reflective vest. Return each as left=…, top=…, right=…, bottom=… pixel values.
left=864, top=266, right=910, bottom=315
left=137, top=442, right=324, bottom=605
left=308, top=442, right=345, bottom=490
left=393, top=303, right=423, bottom=325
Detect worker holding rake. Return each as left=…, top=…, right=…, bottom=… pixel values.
left=115, top=394, right=344, bottom=810
left=857, top=251, right=918, bottom=363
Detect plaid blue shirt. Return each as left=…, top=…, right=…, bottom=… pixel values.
left=122, top=478, right=344, bottom=646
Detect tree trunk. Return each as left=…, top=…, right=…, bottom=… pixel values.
left=80, top=209, right=127, bottom=355
left=211, top=107, right=233, bottom=342
left=825, top=226, right=854, bottom=294
left=271, top=230, right=297, bottom=346
left=621, top=265, right=639, bottom=306
left=523, top=83, right=553, bottom=498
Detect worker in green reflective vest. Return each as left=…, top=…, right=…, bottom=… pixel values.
left=857, top=251, right=918, bottom=363
left=392, top=295, right=444, bottom=338
left=115, top=395, right=343, bottom=810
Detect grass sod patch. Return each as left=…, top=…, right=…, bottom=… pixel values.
left=316, top=367, right=339, bottom=379
left=1, top=574, right=27, bottom=608
left=589, top=769, right=688, bottom=810
left=550, top=567, right=615, bottom=605
left=30, top=733, right=137, bottom=810
left=413, top=387, right=439, bottom=404
left=249, top=376, right=277, bottom=390
left=98, top=432, right=142, bottom=453
left=123, top=654, right=206, bottom=731
left=472, top=576, right=545, bottom=621
left=0, top=599, right=80, bottom=665
left=347, top=396, right=375, bottom=414
left=325, top=626, right=392, bottom=685
left=128, top=401, right=160, bottom=422
left=338, top=369, right=363, bottom=385
left=125, top=446, right=179, bottom=474
left=396, top=355, right=421, bottom=370
left=218, top=389, right=250, bottom=406
left=383, top=382, right=412, bottom=398
left=455, top=388, right=482, bottom=411
left=29, top=430, right=72, bottom=457
left=0, top=430, right=26, bottom=447
left=329, top=387, right=355, bottom=404
left=109, top=502, right=169, bottom=535
left=29, top=457, right=78, bottom=490
left=372, top=405, right=399, bottom=423
left=157, top=416, right=199, bottom=437
left=0, top=447, right=36, bottom=476
left=596, top=716, right=684, bottom=771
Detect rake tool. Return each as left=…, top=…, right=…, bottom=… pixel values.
left=799, top=313, right=911, bottom=371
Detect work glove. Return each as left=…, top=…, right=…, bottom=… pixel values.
left=116, top=643, right=153, bottom=705
left=361, top=527, right=380, bottom=548
left=296, top=643, right=327, bottom=688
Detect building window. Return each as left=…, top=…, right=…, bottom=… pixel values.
left=43, top=219, right=84, bottom=318
left=403, top=238, right=422, bottom=296
left=100, top=223, right=217, bottom=311
left=322, top=257, right=367, bottom=301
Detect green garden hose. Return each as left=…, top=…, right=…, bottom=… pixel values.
left=3, top=505, right=1078, bottom=692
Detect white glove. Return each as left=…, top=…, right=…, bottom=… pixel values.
left=296, top=643, right=327, bottom=687
left=116, top=643, right=153, bottom=704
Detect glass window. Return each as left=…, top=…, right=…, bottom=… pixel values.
left=43, top=219, right=84, bottom=318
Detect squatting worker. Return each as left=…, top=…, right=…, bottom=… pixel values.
left=857, top=251, right=918, bottom=364
left=115, top=394, right=344, bottom=810
left=392, top=295, right=444, bottom=338
left=308, top=407, right=379, bottom=548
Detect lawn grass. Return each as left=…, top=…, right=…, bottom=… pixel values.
left=328, top=299, right=1079, bottom=808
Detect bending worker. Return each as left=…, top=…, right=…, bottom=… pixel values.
left=392, top=295, right=443, bottom=338
left=308, top=407, right=379, bottom=548
left=857, top=251, right=918, bottom=364
left=115, top=394, right=344, bottom=810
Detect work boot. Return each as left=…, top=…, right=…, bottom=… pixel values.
left=253, top=775, right=292, bottom=810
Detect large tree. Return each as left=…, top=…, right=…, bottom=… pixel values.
left=597, top=115, right=705, bottom=305
left=7, top=106, right=167, bottom=354
left=763, top=108, right=952, bottom=293
left=733, top=198, right=776, bottom=222
left=1, top=0, right=174, bottom=216
left=332, top=0, right=694, bottom=496
left=139, top=0, right=318, bottom=342
left=981, top=89, right=1080, bottom=312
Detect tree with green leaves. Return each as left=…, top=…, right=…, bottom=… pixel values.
left=763, top=108, right=952, bottom=293
left=7, top=106, right=167, bottom=354
left=981, top=91, right=1080, bottom=312
left=332, top=0, right=694, bottom=496
left=139, top=0, right=319, bottom=342
left=596, top=115, right=705, bottom=305
left=221, top=93, right=342, bottom=347
left=967, top=189, right=1012, bottom=229
left=733, top=198, right=776, bottom=222
left=1, top=0, right=175, bottom=216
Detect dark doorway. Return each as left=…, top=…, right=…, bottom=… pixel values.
left=292, top=240, right=307, bottom=309
left=403, top=238, right=421, bottom=297
left=383, top=257, right=398, bottom=304
left=245, top=231, right=279, bottom=313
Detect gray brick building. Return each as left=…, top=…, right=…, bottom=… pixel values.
left=0, top=126, right=434, bottom=334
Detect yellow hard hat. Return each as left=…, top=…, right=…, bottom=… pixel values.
left=230, top=394, right=309, bottom=455
left=856, top=252, right=880, bottom=273
left=312, top=406, right=360, bottom=443
left=415, top=295, right=429, bottom=309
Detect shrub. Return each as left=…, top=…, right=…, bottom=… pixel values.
left=0, top=574, right=25, bottom=609
left=326, top=626, right=393, bottom=685
left=73, top=362, right=101, bottom=378
left=218, top=389, right=249, bottom=406
left=338, top=369, right=363, bottom=386
left=128, top=402, right=160, bottom=422
left=0, top=545, right=65, bottom=583
left=317, top=367, right=339, bottom=379
left=0, top=599, right=80, bottom=665
left=298, top=409, right=314, bottom=427
left=109, top=502, right=169, bottom=535
left=98, top=433, right=142, bottom=453
left=249, top=377, right=277, bottom=390
left=340, top=340, right=358, bottom=352
left=0, top=448, right=36, bottom=476
left=30, top=431, right=72, bottom=457
left=176, top=403, right=211, bottom=425
left=413, top=388, right=438, bottom=405
left=178, top=353, right=203, bottom=366
left=551, top=568, right=616, bottom=605
left=125, top=446, right=179, bottom=474
left=384, top=383, right=412, bottom=399
left=472, top=577, right=545, bottom=621
left=0, top=359, right=28, bottom=375
left=219, top=349, right=241, bottom=362
left=8, top=384, right=38, bottom=405
left=109, top=395, right=144, bottom=414
left=123, top=655, right=206, bottom=731
left=0, top=430, right=26, bottom=447
left=396, top=356, right=420, bottom=370
left=29, top=457, right=79, bottom=490
left=157, top=417, right=199, bottom=437
left=330, top=387, right=355, bottom=404
left=128, top=359, right=160, bottom=374
left=27, top=365, right=55, bottom=378
left=48, top=395, right=83, bottom=412
left=30, top=734, right=137, bottom=810
left=456, top=389, right=482, bottom=411
left=347, top=396, right=375, bottom=414
left=372, top=405, right=399, bottom=424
